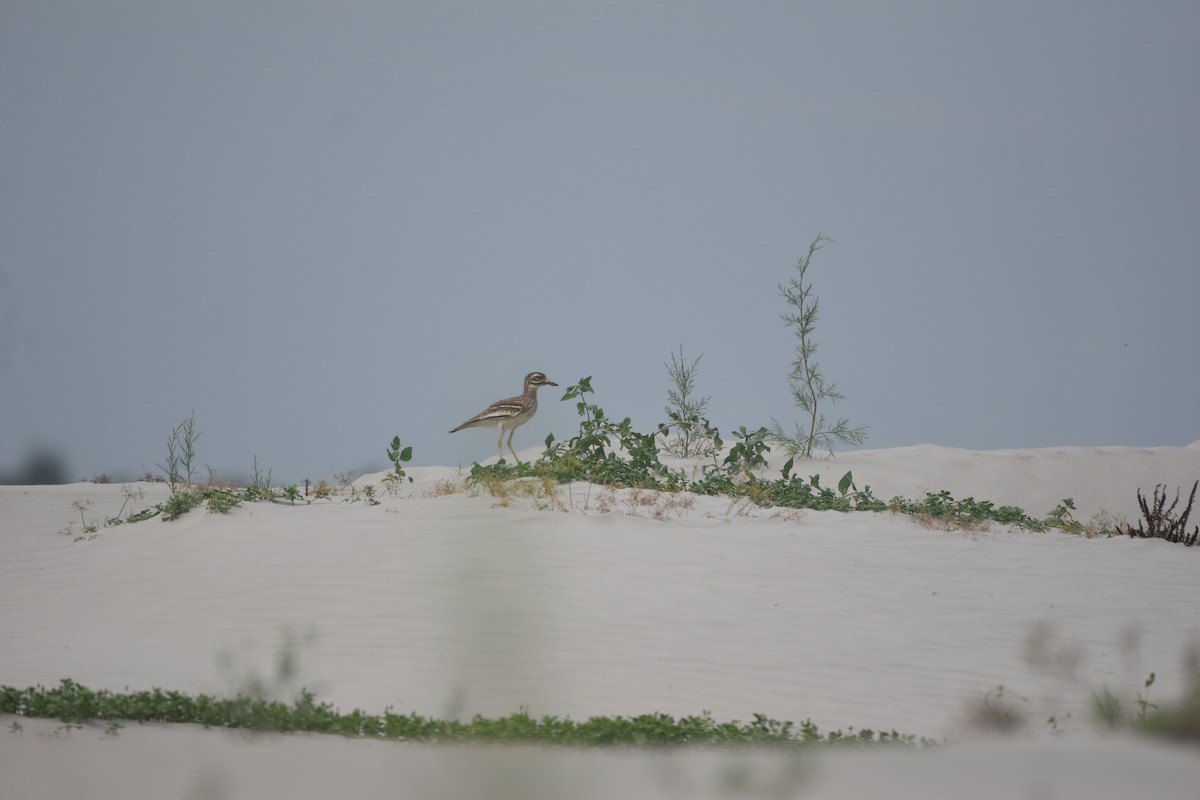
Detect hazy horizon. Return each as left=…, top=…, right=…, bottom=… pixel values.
left=3, top=2, right=1197, bottom=485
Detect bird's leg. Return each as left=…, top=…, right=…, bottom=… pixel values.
left=507, top=430, right=522, bottom=464
left=496, top=431, right=505, bottom=462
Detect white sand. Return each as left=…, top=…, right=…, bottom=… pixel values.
left=2, top=443, right=1199, bottom=798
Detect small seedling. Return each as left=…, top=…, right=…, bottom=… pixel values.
left=382, top=436, right=414, bottom=497
left=1044, top=498, right=1080, bottom=532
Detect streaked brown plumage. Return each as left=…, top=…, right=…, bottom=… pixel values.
left=449, top=372, right=558, bottom=463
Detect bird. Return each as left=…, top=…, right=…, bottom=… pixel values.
left=449, top=372, right=558, bottom=463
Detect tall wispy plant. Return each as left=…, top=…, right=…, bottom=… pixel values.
left=768, top=235, right=867, bottom=459
left=660, top=345, right=714, bottom=458
left=155, top=410, right=201, bottom=490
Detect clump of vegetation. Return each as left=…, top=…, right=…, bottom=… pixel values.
left=1116, top=481, right=1198, bottom=547
left=886, top=491, right=1051, bottom=531
left=243, top=455, right=275, bottom=502
left=0, top=679, right=927, bottom=747
left=464, top=377, right=1084, bottom=530
left=766, top=235, right=867, bottom=459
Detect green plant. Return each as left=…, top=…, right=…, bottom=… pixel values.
left=746, top=467, right=872, bottom=513
left=155, top=410, right=201, bottom=490
left=205, top=489, right=239, bottom=514
left=161, top=491, right=204, bottom=521
left=660, top=345, right=714, bottom=458
left=158, top=486, right=244, bottom=520
left=281, top=485, right=302, bottom=505
left=0, top=679, right=929, bottom=747
left=104, top=484, right=147, bottom=527
left=244, top=455, right=274, bottom=501
left=1044, top=498, right=1080, bottom=532
left=539, top=377, right=682, bottom=489
left=767, top=236, right=867, bottom=459
left=722, top=426, right=771, bottom=475
left=122, top=506, right=161, bottom=524
left=382, top=436, right=414, bottom=497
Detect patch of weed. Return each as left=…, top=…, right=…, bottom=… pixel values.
left=0, top=680, right=929, bottom=747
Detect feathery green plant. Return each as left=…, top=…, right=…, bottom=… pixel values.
left=767, top=236, right=867, bottom=459
left=660, top=345, right=715, bottom=458
left=155, top=410, right=201, bottom=490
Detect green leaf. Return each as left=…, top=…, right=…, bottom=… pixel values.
left=838, top=471, right=854, bottom=496
left=781, top=458, right=794, bottom=480
left=400, top=446, right=413, bottom=462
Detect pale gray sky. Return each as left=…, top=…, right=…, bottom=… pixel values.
left=2, top=1, right=1197, bottom=484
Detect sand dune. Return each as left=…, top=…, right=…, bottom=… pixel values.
left=2, top=443, right=1199, bottom=798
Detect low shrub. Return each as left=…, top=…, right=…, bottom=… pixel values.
left=1117, top=481, right=1198, bottom=547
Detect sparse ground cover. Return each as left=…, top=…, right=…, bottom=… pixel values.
left=0, top=680, right=925, bottom=747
